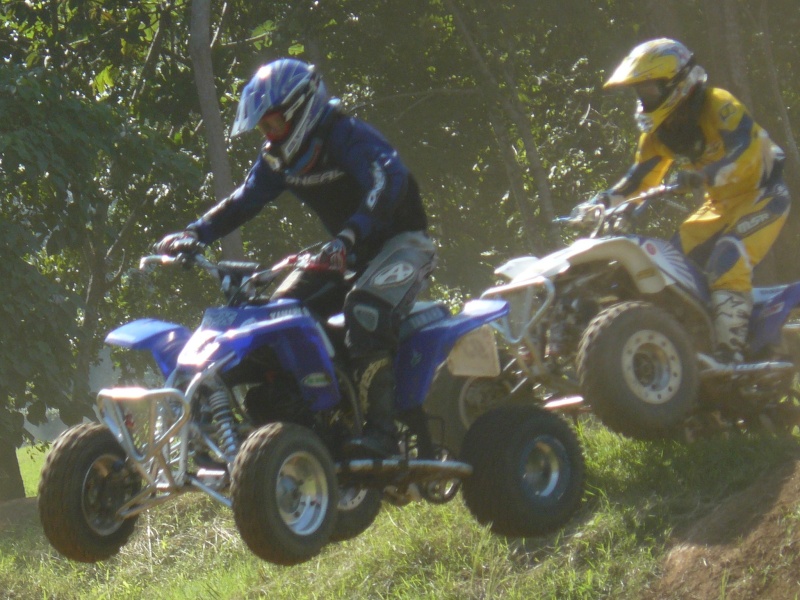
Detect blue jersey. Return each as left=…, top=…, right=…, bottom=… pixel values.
left=190, top=105, right=427, bottom=267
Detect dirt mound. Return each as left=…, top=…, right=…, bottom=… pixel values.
left=648, top=458, right=800, bottom=600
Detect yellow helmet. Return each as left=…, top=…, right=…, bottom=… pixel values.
left=604, top=38, right=707, bottom=133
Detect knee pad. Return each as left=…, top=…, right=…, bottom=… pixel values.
left=344, top=290, right=399, bottom=358
left=706, top=237, right=747, bottom=288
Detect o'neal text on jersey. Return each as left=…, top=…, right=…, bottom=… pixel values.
left=285, top=169, right=347, bottom=187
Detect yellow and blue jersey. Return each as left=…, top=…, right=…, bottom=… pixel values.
left=609, top=87, right=785, bottom=206
left=607, top=86, right=789, bottom=292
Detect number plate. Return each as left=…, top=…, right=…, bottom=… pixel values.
left=446, top=325, right=501, bottom=377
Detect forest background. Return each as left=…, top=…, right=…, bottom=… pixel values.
left=1, top=0, right=799, bottom=499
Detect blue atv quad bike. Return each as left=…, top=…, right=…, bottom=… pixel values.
left=38, top=249, right=585, bottom=566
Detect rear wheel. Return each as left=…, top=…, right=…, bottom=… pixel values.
left=38, top=423, right=141, bottom=563
left=578, top=301, right=698, bottom=439
left=426, top=370, right=512, bottom=456
left=231, top=423, right=338, bottom=565
left=329, top=486, right=382, bottom=542
left=461, top=406, right=585, bottom=537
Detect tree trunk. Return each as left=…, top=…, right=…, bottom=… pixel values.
left=704, top=1, right=729, bottom=90
left=131, top=3, right=171, bottom=104
left=443, top=0, right=560, bottom=249
left=755, top=0, right=800, bottom=283
left=722, top=0, right=753, bottom=108
left=489, top=110, right=541, bottom=254
left=189, top=0, right=243, bottom=261
left=63, top=236, right=111, bottom=425
left=643, top=0, right=682, bottom=39
left=62, top=197, right=113, bottom=423
left=721, top=1, right=788, bottom=284
left=703, top=0, right=753, bottom=107
left=0, top=438, right=25, bottom=501
left=757, top=2, right=800, bottom=178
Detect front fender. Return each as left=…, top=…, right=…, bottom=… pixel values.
left=178, top=307, right=340, bottom=412
left=105, top=319, right=192, bottom=378
left=503, top=237, right=671, bottom=295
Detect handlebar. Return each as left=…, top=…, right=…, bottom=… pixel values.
left=139, top=251, right=312, bottom=306
left=555, top=183, right=689, bottom=237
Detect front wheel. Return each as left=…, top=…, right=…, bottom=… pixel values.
left=38, top=423, right=142, bottom=563
left=577, top=301, right=698, bottom=439
left=231, top=423, right=338, bottom=565
left=461, top=406, right=585, bottom=537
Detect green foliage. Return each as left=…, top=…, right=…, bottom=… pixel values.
left=0, top=58, right=205, bottom=433
left=0, top=219, right=78, bottom=443
left=2, top=0, right=799, bottom=491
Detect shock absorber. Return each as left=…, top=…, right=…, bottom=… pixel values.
left=206, top=386, right=239, bottom=460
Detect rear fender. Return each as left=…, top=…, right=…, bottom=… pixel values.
left=750, top=282, right=800, bottom=352
left=395, top=299, right=508, bottom=410
left=105, top=319, right=192, bottom=378
left=493, top=256, right=539, bottom=281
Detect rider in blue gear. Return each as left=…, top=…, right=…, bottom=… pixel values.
left=157, top=59, right=437, bottom=459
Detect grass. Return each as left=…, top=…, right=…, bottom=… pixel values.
left=16, top=445, right=47, bottom=498
left=3, top=419, right=798, bottom=599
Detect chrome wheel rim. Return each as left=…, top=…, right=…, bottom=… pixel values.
left=621, top=329, right=682, bottom=405
left=275, top=450, right=329, bottom=536
left=522, top=437, right=563, bottom=498
left=81, top=453, right=130, bottom=536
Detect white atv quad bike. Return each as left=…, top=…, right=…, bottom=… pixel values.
left=428, top=184, right=800, bottom=445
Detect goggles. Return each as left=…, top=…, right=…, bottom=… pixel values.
left=634, top=80, right=670, bottom=112
left=257, top=110, right=291, bottom=143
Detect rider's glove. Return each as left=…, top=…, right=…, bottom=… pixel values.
left=570, top=197, right=607, bottom=220
left=307, top=230, right=354, bottom=274
left=154, top=229, right=202, bottom=256
left=676, top=169, right=706, bottom=191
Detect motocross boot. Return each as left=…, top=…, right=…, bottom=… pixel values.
left=711, top=290, right=753, bottom=364
left=343, top=354, right=400, bottom=459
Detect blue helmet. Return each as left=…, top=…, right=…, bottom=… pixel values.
left=230, top=59, right=329, bottom=166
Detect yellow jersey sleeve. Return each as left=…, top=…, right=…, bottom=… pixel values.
left=608, top=132, right=672, bottom=199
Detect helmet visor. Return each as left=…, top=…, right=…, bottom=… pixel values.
left=634, top=80, right=670, bottom=113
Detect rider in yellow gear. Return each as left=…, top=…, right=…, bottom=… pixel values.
left=596, top=38, right=791, bottom=362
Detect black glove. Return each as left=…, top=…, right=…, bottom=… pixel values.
left=676, top=169, right=706, bottom=191
left=307, top=237, right=349, bottom=274
left=154, top=230, right=202, bottom=256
